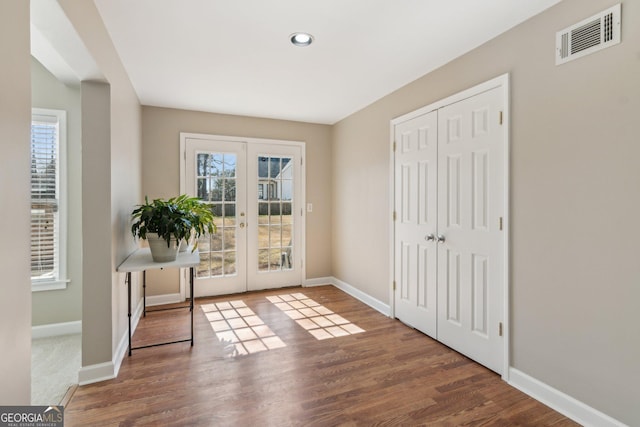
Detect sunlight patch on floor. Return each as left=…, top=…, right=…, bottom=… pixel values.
left=267, top=293, right=365, bottom=340
left=201, top=300, right=286, bottom=357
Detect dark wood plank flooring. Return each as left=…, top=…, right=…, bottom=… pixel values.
left=65, top=285, right=577, bottom=426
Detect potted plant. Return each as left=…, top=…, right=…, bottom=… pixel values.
left=131, top=196, right=189, bottom=262
left=131, top=195, right=216, bottom=262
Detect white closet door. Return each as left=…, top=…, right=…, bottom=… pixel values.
left=393, top=111, right=438, bottom=337
left=436, top=86, right=505, bottom=373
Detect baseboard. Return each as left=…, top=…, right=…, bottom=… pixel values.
left=78, top=298, right=144, bottom=386
left=303, top=277, right=334, bottom=287
left=330, top=277, right=391, bottom=316
left=508, top=368, right=627, bottom=427
left=32, top=320, right=82, bottom=339
left=78, top=361, right=115, bottom=386
left=112, top=298, right=144, bottom=379
left=145, top=292, right=183, bottom=306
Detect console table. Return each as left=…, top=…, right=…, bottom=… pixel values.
left=117, top=248, right=200, bottom=356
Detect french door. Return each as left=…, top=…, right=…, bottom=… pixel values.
left=393, top=83, right=506, bottom=374
left=182, top=134, right=303, bottom=297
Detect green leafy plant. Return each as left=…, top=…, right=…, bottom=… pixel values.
left=173, top=194, right=216, bottom=245
left=130, top=195, right=216, bottom=251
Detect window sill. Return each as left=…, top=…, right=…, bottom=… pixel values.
left=32, top=280, right=70, bottom=292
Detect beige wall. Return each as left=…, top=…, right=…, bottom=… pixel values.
left=31, top=58, right=83, bottom=326
left=141, top=107, right=332, bottom=295
left=0, top=0, right=31, bottom=405
left=332, top=0, right=639, bottom=424
left=59, top=0, right=142, bottom=369
left=80, top=81, right=113, bottom=366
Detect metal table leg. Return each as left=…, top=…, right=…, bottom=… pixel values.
left=127, top=272, right=132, bottom=357
left=143, top=270, right=146, bottom=317
left=190, top=266, right=194, bottom=346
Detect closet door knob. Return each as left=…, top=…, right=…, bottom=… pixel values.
left=436, top=235, right=446, bottom=243
left=425, top=234, right=435, bottom=242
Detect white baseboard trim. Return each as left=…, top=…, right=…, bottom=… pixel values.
left=303, top=277, right=334, bottom=287
left=508, top=368, right=627, bottom=427
left=330, top=277, right=391, bottom=317
left=145, top=292, right=183, bottom=307
left=32, top=320, right=82, bottom=339
left=78, top=298, right=144, bottom=386
left=78, top=361, right=115, bottom=386
left=112, top=298, right=144, bottom=379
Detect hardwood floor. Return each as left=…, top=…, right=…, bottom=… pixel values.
left=65, top=286, right=577, bottom=426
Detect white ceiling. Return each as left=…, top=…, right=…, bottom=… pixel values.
left=31, top=0, right=103, bottom=85
left=93, top=0, right=562, bottom=124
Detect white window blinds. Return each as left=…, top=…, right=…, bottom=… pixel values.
left=31, top=110, right=65, bottom=285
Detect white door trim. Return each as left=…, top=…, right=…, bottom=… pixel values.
left=389, top=73, right=510, bottom=379
left=179, top=132, right=307, bottom=297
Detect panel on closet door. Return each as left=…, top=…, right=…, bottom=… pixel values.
left=472, top=253, right=488, bottom=337
left=401, top=164, right=412, bottom=223
left=400, top=242, right=411, bottom=301
left=446, top=249, right=461, bottom=325
left=472, top=107, right=490, bottom=138
left=472, top=150, right=488, bottom=231
left=447, top=115, right=462, bottom=143
left=446, top=155, right=461, bottom=228
left=417, top=244, right=431, bottom=309
left=418, top=161, right=431, bottom=225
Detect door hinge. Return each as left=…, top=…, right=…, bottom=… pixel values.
left=393, top=141, right=397, bottom=152
left=499, top=216, right=503, bottom=231
left=499, top=322, right=503, bottom=337
left=393, top=211, right=397, bottom=221
left=393, top=281, right=396, bottom=291
left=499, top=111, right=504, bottom=125
left=301, top=157, right=303, bottom=166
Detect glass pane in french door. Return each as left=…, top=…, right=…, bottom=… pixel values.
left=257, top=155, right=293, bottom=272
left=195, top=151, right=237, bottom=278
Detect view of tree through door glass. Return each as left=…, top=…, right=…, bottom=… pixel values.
left=257, top=156, right=293, bottom=272
left=196, top=152, right=237, bottom=278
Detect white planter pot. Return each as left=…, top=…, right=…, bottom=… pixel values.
left=147, top=233, right=179, bottom=262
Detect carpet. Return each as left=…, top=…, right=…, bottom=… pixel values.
left=31, top=333, right=81, bottom=406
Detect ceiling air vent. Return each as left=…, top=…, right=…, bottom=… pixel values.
left=556, top=3, right=621, bottom=65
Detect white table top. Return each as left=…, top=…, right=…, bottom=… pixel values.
left=117, top=247, right=200, bottom=272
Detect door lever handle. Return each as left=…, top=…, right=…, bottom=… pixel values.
left=425, top=234, right=435, bottom=242
left=436, top=235, right=446, bottom=243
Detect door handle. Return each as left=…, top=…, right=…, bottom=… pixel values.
left=425, top=234, right=435, bottom=242
left=239, top=222, right=245, bottom=229
left=436, top=235, right=445, bottom=243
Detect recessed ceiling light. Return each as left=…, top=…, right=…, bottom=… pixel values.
left=290, top=32, right=314, bottom=47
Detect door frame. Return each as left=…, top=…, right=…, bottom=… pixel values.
left=179, top=132, right=306, bottom=298
left=388, top=73, right=511, bottom=379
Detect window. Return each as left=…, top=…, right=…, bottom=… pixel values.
left=31, top=108, right=68, bottom=291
